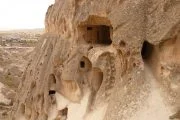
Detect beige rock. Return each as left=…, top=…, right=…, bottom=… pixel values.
left=10, top=0, right=180, bottom=120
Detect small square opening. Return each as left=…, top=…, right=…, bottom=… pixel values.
left=49, top=90, right=56, bottom=95
left=80, top=61, right=85, bottom=68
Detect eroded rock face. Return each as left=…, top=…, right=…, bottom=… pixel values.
left=10, top=0, right=180, bottom=120
left=0, top=47, right=34, bottom=90
left=0, top=46, right=35, bottom=120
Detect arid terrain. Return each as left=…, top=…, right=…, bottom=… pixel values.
left=0, top=0, right=180, bottom=120
left=0, top=29, right=43, bottom=119
left=0, top=29, right=43, bottom=47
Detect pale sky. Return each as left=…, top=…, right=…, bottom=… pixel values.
left=0, top=0, right=54, bottom=30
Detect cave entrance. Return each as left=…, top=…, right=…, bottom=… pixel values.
left=85, top=25, right=112, bottom=45
left=141, top=41, right=154, bottom=62
left=78, top=15, right=113, bottom=45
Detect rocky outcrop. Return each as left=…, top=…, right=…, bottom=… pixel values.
left=0, top=46, right=35, bottom=119
left=10, top=0, right=180, bottom=120
left=0, top=47, right=34, bottom=90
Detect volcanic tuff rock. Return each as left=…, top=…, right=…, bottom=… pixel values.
left=10, top=0, right=180, bottom=120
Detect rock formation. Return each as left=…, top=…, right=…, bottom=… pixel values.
left=10, top=0, right=180, bottom=120
left=0, top=45, right=35, bottom=119
left=0, top=47, right=34, bottom=90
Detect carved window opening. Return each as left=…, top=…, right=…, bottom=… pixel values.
left=79, top=57, right=92, bottom=72
left=49, top=90, right=56, bottom=95
left=141, top=41, right=154, bottom=60
left=48, top=74, right=56, bottom=95
left=80, top=61, right=85, bottom=68
left=78, top=15, right=113, bottom=45
left=85, top=25, right=112, bottom=45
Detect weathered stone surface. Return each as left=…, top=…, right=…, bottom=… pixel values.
left=10, top=0, right=180, bottom=120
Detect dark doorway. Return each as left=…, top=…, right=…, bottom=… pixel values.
left=85, top=25, right=112, bottom=45
left=48, top=74, right=56, bottom=95
left=97, top=25, right=112, bottom=44
left=141, top=41, right=154, bottom=60
left=80, top=61, right=85, bottom=68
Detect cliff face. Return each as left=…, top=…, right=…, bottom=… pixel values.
left=10, top=0, right=180, bottom=120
